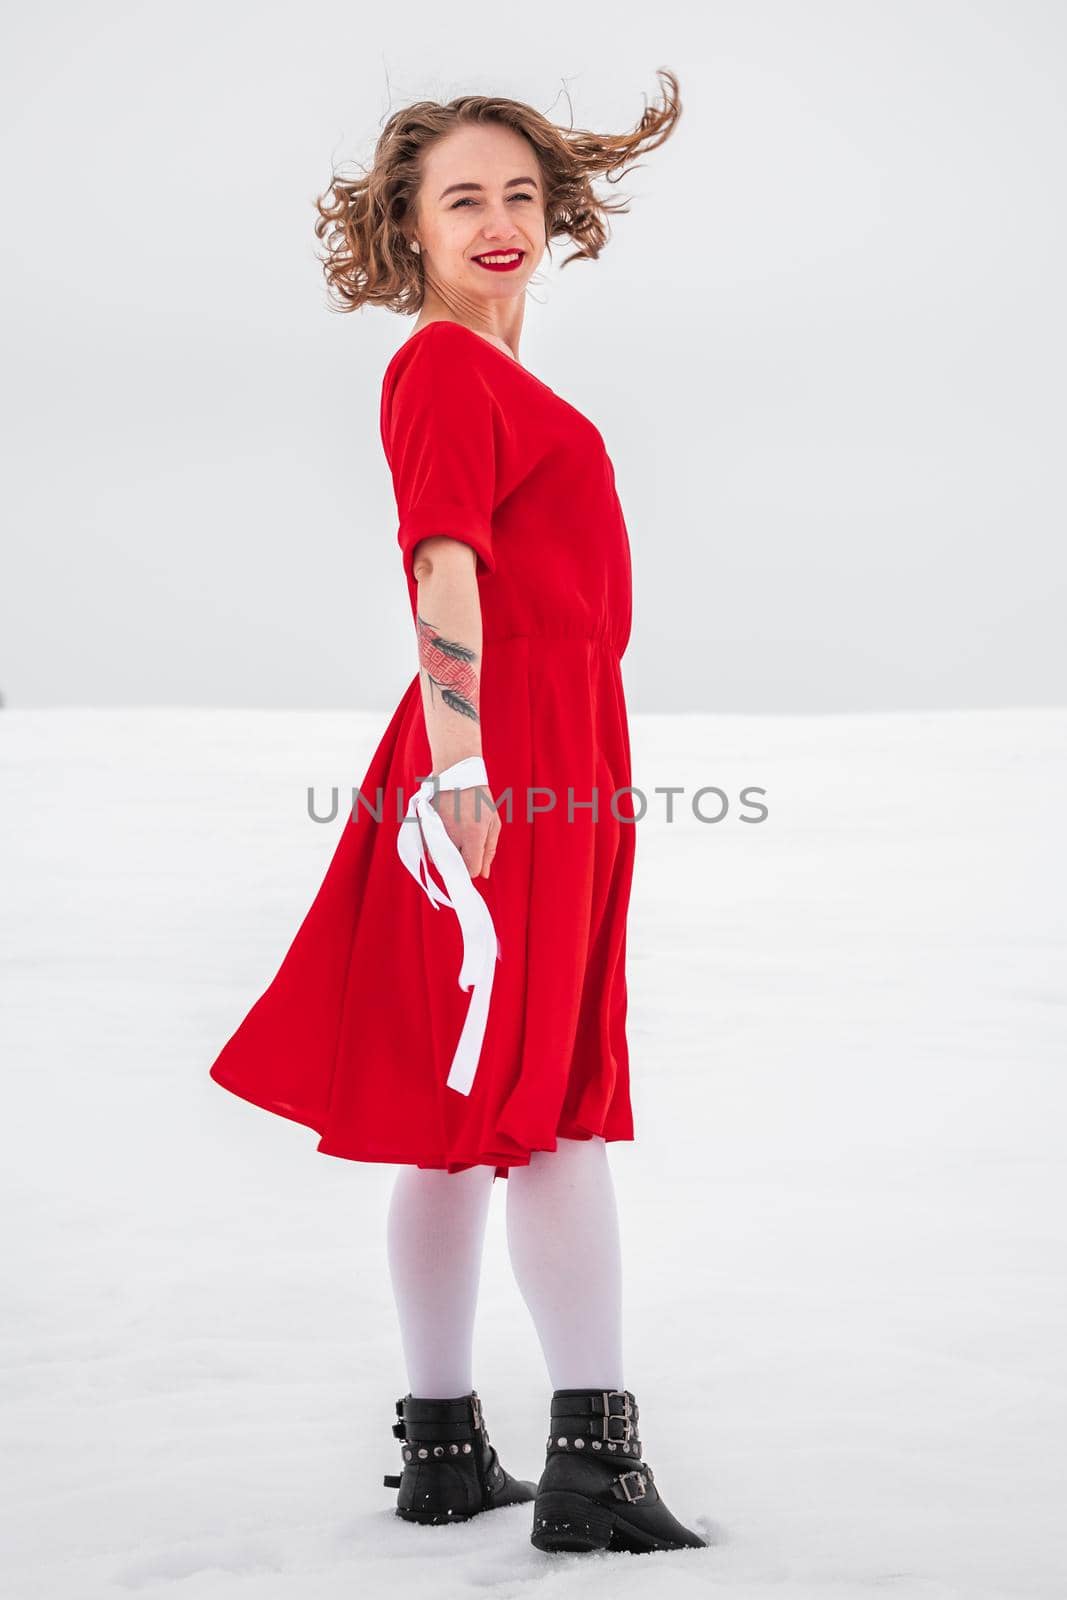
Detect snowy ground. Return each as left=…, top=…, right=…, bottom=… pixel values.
left=2, top=705, right=1065, bottom=1600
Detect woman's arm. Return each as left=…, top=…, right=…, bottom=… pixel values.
left=410, top=535, right=500, bottom=880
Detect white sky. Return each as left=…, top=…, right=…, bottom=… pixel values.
left=2, top=2, right=1065, bottom=712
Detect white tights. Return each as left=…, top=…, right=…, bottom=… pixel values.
left=385, top=1135, right=625, bottom=1396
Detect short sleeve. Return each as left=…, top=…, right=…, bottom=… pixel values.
left=382, top=326, right=499, bottom=584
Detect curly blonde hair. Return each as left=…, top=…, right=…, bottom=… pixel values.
left=313, top=68, right=682, bottom=315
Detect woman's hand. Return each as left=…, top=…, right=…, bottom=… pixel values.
left=431, top=783, right=500, bottom=879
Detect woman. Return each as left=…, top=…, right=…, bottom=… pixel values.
left=209, top=69, right=706, bottom=1555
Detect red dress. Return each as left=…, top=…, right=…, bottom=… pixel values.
left=209, top=319, right=636, bottom=1180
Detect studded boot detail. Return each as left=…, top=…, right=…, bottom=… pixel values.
left=530, top=1388, right=707, bottom=1553
left=383, top=1390, right=538, bottom=1524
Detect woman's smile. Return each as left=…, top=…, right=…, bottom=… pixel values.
left=470, top=250, right=526, bottom=273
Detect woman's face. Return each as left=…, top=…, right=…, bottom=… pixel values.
left=411, top=122, right=546, bottom=312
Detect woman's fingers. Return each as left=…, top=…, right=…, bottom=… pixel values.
left=432, top=786, right=499, bottom=879
left=480, top=816, right=500, bottom=879
left=468, top=814, right=499, bottom=879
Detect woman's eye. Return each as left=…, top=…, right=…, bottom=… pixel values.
left=451, top=193, right=535, bottom=209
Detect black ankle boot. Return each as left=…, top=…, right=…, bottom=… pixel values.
left=383, top=1389, right=538, bottom=1524
left=530, top=1388, right=708, bottom=1554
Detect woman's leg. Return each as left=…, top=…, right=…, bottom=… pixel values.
left=386, top=1163, right=495, bottom=1397
left=505, top=1135, right=625, bottom=1390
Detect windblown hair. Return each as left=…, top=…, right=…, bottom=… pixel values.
left=313, top=68, right=682, bottom=315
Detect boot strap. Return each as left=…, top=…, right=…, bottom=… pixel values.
left=610, top=1467, right=653, bottom=1502
left=392, top=1391, right=488, bottom=1445
left=545, top=1388, right=648, bottom=1477
left=546, top=1388, right=641, bottom=1451
left=391, top=1391, right=498, bottom=1475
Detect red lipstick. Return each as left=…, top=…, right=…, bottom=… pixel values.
left=471, top=251, right=525, bottom=273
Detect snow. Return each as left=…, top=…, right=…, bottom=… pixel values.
left=2, top=705, right=1064, bottom=1599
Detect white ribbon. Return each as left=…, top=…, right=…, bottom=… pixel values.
left=396, top=755, right=501, bottom=1096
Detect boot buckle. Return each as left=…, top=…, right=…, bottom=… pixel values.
left=614, top=1469, right=648, bottom=1503
left=470, top=1392, right=484, bottom=1434
left=601, top=1389, right=634, bottom=1442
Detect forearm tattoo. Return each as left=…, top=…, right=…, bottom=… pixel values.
left=416, top=612, right=481, bottom=723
